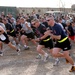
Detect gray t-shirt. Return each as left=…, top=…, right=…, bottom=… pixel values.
left=0, top=23, right=6, bottom=32
left=21, top=22, right=33, bottom=34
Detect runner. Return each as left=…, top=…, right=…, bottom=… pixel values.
left=0, top=25, right=20, bottom=56
left=31, top=19, right=54, bottom=62
left=20, top=17, right=37, bottom=49
left=66, top=20, right=75, bottom=43
left=46, top=16, right=75, bottom=72
left=2, top=18, right=21, bottom=47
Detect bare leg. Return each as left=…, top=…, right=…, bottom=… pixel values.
left=8, top=42, right=17, bottom=50
left=52, top=48, right=64, bottom=57
left=37, top=45, right=45, bottom=55
left=63, top=51, right=74, bottom=65
left=20, top=35, right=28, bottom=46
left=0, top=41, right=3, bottom=50
left=31, top=39, right=37, bottom=46
left=13, top=37, right=19, bottom=45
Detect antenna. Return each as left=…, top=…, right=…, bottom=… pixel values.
left=59, top=0, right=65, bottom=12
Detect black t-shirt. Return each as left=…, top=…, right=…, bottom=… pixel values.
left=8, top=18, right=12, bottom=24
left=37, top=24, right=46, bottom=35
left=16, top=24, right=22, bottom=32
left=42, top=22, right=49, bottom=28
left=5, top=23, right=13, bottom=33
left=37, top=24, right=50, bottom=39
left=68, top=25, right=74, bottom=36
left=61, top=23, right=66, bottom=29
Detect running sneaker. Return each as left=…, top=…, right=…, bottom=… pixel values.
left=36, top=54, right=41, bottom=59
left=69, top=66, right=75, bottom=72
left=53, top=59, right=60, bottom=66
left=43, top=53, right=49, bottom=62
left=0, top=51, right=3, bottom=56
left=18, top=44, right=21, bottom=48
left=16, top=49, right=20, bottom=55
left=24, top=46, right=30, bottom=50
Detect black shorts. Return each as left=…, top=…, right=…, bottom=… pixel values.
left=0, top=33, right=10, bottom=44
left=8, top=31, right=16, bottom=37
left=25, top=32, right=35, bottom=39
left=39, top=39, right=53, bottom=49
left=55, top=38, right=71, bottom=51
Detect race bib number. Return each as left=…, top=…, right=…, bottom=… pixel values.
left=0, top=34, right=6, bottom=40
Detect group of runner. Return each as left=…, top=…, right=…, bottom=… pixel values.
left=0, top=12, right=75, bottom=72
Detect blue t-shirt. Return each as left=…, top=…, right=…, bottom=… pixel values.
left=52, top=23, right=67, bottom=40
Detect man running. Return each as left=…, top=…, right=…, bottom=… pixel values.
left=46, top=16, right=75, bottom=72
left=0, top=25, right=20, bottom=56
left=31, top=19, right=54, bottom=62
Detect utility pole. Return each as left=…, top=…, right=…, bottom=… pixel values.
left=59, top=0, right=65, bottom=12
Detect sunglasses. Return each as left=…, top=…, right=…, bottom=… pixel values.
left=3, top=19, right=7, bottom=21
left=47, top=19, right=50, bottom=22
left=32, top=22, right=37, bottom=25
left=31, top=23, right=35, bottom=25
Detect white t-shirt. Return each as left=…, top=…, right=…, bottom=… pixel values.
left=0, top=23, right=6, bottom=32
left=21, top=22, right=32, bottom=33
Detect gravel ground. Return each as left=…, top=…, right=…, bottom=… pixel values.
left=0, top=41, right=75, bottom=75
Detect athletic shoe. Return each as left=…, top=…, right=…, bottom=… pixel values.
left=43, top=53, right=49, bottom=62
left=53, top=59, right=60, bottom=66
left=16, top=49, right=20, bottom=55
left=69, top=66, right=75, bottom=72
left=0, top=51, right=3, bottom=56
left=24, top=46, right=30, bottom=50
left=18, top=44, right=21, bottom=48
left=36, top=54, right=41, bottom=59
left=12, top=41, right=16, bottom=46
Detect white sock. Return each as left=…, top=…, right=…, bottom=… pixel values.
left=44, top=53, right=48, bottom=57
left=73, top=64, right=75, bottom=66
left=55, top=58, right=59, bottom=61
left=39, top=54, right=42, bottom=56
left=24, top=45, right=27, bottom=47
left=18, top=44, right=21, bottom=46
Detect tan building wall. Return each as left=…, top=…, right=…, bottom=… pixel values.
left=17, top=7, right=72, bottom=15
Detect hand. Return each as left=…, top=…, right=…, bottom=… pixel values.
left=44, top=30, right=50, bottom=35
left=35, top=38, right=40, bottom=42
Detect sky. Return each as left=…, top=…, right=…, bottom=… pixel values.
left=0, top=0, right=75, bottom=8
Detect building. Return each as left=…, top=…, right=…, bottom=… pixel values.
left=0, top=6, right=75, bottom=16
left=17, top=7, right=72, bottom=15
left=0, top=6, right=18, bottom=17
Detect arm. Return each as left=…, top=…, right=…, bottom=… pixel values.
left=44, top=30, right=61, bottom=40
left=25, top=22, right=32, bottom=30
left=35, top=31, right=50, bottom=42
left=40, top=30, right=50, bottom=40
left=0, top=26, right=5, bottom=34
left=49, top=33, right=61, bottom=40
left=66, top=29, right=71, bottom=35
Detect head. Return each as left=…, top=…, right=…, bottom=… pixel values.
left=7, top=13, right=12, bottom=18
left=31, top=19, right=40, bottom=28
left=16, top=18, right=20, bottom=25
left=10, top=18, right=14, bottom=23
left=58, top=18, right=62, bottom=23
left=46, top=16, right=55, bottom=27
left=71, top=21, right=75, bottom=27
left=39, top=17, right=46, bottom=22
left=1, top=12, right=5, bottom=16
left=2, top=18, right=8, bottom=24
left=20, top=17, right=25, bottom=24
left=66, top=20, right=71, bottom=26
